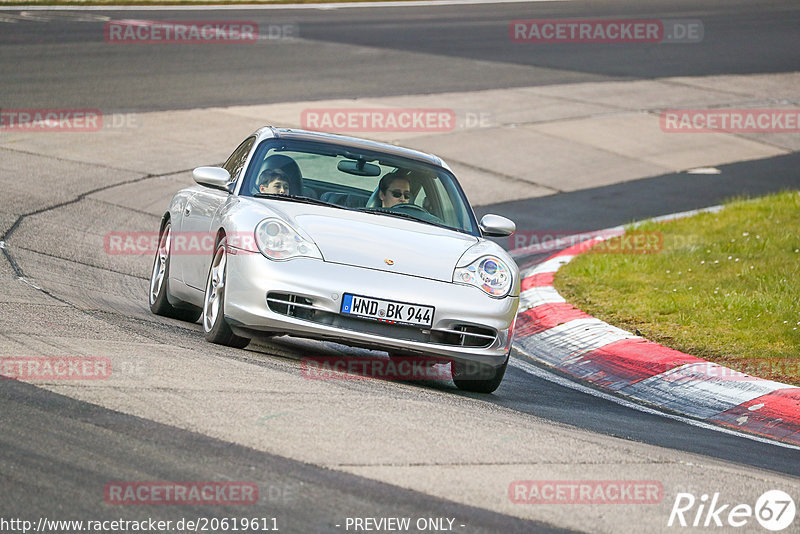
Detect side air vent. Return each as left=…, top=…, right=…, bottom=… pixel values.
left=267, top=292, right=316, bottom=320
left=430, top=325, right=497, bottom=348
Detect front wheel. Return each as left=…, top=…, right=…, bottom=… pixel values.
left=452, top=354, right=508, bottom=394
left=202, top=240, right=250, bottom=349
left=149, top=221, right=201, bottom=322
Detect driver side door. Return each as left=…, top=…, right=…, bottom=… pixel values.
left=181, top=136, right=255, bottom=289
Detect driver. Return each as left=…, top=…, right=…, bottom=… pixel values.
left=257, top=168, right=291, bottom=195
left=378, top=170, right=412, bottom=208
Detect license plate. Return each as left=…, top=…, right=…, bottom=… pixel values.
left=340, top=294, right=434, bottom=328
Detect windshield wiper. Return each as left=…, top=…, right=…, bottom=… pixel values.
left=253, top=193, right=344, bottom=209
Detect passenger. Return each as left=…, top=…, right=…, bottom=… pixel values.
left=257, top=168, right=291, bottom=195
left=378, top=170, right=412, bottom=208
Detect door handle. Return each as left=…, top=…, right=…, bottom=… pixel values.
left=184, top=205, right=192, bottom=216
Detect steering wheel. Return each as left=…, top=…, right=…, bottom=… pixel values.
left=390, top=202, right=443, bottom=224
left=390, top=202, right=429, bottom=214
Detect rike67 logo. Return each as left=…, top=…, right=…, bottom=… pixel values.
left=668, top=490, right=796, bottom=531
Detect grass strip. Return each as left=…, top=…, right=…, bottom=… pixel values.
left=555, top=190, right=800, bottom=385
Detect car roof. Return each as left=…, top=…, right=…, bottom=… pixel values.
left=252, top=127, right=446, bottom=168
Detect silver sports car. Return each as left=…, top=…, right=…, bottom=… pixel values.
left=149, top=127, right=520, bottom=392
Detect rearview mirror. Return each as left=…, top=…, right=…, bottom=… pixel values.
left=193, top=167, right=232, bottom=192
left=337, top=159, right=381, bottom=177
left=480, top=214, right=516, bottom=237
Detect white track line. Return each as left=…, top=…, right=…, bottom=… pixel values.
left=510, top=201, right=799, bottom=449
left=1, top=0, right=568, bottom=12
left=509, top=356, right=800, bottom=451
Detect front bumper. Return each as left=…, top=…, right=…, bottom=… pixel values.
left=223, top=251, right=519, bottom=369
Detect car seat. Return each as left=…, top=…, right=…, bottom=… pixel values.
left=321, top=191, right=370, bottom=208
left=255, top=154, right=315, bottom=197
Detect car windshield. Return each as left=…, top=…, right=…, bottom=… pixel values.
left=240, top=138, right=479, bottom=235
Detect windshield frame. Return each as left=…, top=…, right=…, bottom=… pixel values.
left=239, top=138, right=481, bottom=237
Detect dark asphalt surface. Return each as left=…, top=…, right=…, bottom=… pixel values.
left=498, top=356, right=800, bottom=477
left=0, top=0, right=798, bottom=111
left=476, top=152, right=800, bottom=238
left=1, top=0, right=799, bottom=530
left=0, top=379, right=569, bottom=534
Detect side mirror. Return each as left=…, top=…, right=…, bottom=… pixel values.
left=193, top=167, right=232, bottom=192
left=479, top=214, right=516, bottom=237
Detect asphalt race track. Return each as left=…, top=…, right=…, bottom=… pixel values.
left=1, top=0, right=799, bottom=110
left=1, top=0, right=799, bottom=533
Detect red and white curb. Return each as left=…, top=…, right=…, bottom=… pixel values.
left=511, top=231, right=800, bottom=447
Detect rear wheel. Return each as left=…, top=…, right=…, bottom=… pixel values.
left=452, top=354, right=509, bottom=394
left=202, top=240, right=250, bottom=349
left=149, top=221, right=201, bottom=322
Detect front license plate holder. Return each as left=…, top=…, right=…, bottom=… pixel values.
left=340, top=293, right=434, bottom=328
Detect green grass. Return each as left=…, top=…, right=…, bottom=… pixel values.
left=555, top=190, right=800, bottom=385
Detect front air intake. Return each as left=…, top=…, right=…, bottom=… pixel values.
left=266, top=292, right=315, bottom=320
left=430, top=324, right=497, bottom=348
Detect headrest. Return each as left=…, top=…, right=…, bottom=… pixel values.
left=259, top=154, right=302, bottom=195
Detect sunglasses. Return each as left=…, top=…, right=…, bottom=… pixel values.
left=389, top=189, right=411, bottom=200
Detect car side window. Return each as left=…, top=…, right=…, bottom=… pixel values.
left=223, top=137, right=256, bottom=183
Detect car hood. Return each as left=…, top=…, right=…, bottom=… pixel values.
left=294, top=210, right=478, bottom=282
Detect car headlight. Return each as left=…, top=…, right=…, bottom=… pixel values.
left=254, top=218, right=322, bottom=261
left=453, top=256, right=513, bottom=297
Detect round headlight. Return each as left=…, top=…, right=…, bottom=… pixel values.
left=453, top=255, right=513, bottom=297
left=254, top=218, right=322, bottom=261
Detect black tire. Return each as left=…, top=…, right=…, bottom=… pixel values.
left=452, top=354, right=509, bottom=394
left=202, top=239, right=250, bottom=349
left=149, top=221, right=202, bottom=322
